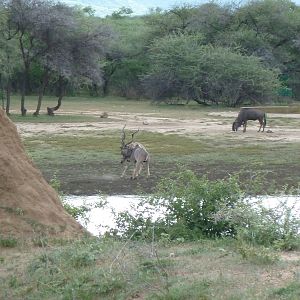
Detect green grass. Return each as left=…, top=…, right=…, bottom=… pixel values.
left=0, top=236, right=18, bottom=248
left=23, top=130, right=300, bottom=170
left=1, top=238, right=299, bottom=300
left=9, top=114, right=99, bottom=123
left=7, top=95, right=232, bottom=119
left=271, top=281, right=300, bottom=299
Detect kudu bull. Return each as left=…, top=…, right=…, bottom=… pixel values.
left=232, top=108, right=266, bottom=132
left=120, top=125, right=150, bottom=179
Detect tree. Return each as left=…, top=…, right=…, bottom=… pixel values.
left=231, top=0, right=300, bottom=98
left=101, top=15, right=150, bottom=97
left=187, top=2, right=233, bottom=43
left=7, top=0, right=43, bottom=115
left=142, top=34, right=280, bottom=106
left=144, top=4, right=197, bottom=37
left=0, top=2, right=21, bottom=114
left=111, top=6, right=133, bottom=19
left=29, top=2, right=77, bottom=116
left=7, top=0, right=113, bottom=116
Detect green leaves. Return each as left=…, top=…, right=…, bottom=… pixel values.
left=143, top=34, right=280, bottom=106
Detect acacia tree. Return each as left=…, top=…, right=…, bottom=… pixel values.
left=30, top=2, right=77, bottom=116
left=7, top=0, right=113, bottom=115
left=44, top=13, right=113, bottom=115
left=142, top=34, right=280, bottom=106
left=187, top=2, right=233, bottom=43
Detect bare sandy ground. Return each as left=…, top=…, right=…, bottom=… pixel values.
left=16, top=110, right=300, bottom=143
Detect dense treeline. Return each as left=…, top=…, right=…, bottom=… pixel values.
left=0, top=0, right=299, bottom=115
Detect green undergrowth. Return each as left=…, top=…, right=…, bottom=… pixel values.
left=1, top=237, right=299, bottom=300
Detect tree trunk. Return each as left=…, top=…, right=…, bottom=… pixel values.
left=20, top=72, right=27, bottom=116
left=1, top=91, right=4, bottom=110
left=19, top=35, right=29, bottom=116
left=33, top=70, right=49, bottom=116
left=47, top=76, right=65, bottom=116
left=102, top=62, right=117, bottom=96
left=0, top=74, right=4, bottom=110
left=5, top=79, right=11, bottom=115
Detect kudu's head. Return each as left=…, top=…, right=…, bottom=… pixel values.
left=120, top=125, right=139, bottom=163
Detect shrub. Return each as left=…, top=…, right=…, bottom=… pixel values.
left=114, top=170, right=243, bottom=240
left=114, top=170, right=300, bottom=250
left=215, top=196, right=300, bottom=250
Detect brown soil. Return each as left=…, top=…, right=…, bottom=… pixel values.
left=0, top=109, right=85, bottom=238
left=16, top=111, right=300, bottom=142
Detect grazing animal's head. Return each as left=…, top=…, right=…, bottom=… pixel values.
left=232, top=120, right=240, bottom=131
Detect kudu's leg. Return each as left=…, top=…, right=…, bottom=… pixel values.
left=146, top=160, right=150, bottom=177
left=137, top=162, right=144, bottom=176
left=121, top=164, right=128, bottom=177
left=131, top=161, right=142, bottom=179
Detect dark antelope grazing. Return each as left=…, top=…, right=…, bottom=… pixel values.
left=232, top=108, right=266, bottom=132
left=120, top=125, right=150, bottom=179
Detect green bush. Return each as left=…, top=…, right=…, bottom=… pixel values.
left=114, top=170, right=243, bottom=240
left=215, top=196, right=300, bottom=250
left=114, top=170, right=300, bottom=250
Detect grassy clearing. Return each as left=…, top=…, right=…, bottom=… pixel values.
left=10, top=114, right=99, bottom=123
left=22, top=128, right=300, bottom=195
left=0, top=237, right=299, bottom=300
left=8, top=95, right=232, bottom=119
left=6, top=96, right=300, bottom=194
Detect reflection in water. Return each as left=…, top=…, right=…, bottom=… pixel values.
left=64, top=195, right=300, bottom=236
left=64, top=195, right=145, bottom=236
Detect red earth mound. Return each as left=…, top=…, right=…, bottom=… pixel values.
left=0, top=109, right=85, bottom=238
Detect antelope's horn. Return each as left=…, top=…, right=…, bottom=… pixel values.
left=131, top=128, right=140, bottom=142
left=121, top=124, right=126, bottom=146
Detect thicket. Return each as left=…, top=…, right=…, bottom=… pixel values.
left=112, top=170, right=300, bottom=253
left=0, top=0, right=300, bottom=115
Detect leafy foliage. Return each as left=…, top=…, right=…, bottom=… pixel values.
left=113, top=170, right=300, bottom=252
left=1, top=0, right=300, bottom=107
left=142, top=34, right=281, bottom=106
left=215, top=195, right=300, bottom=250
left=114, top=170, right=243, bottom=240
